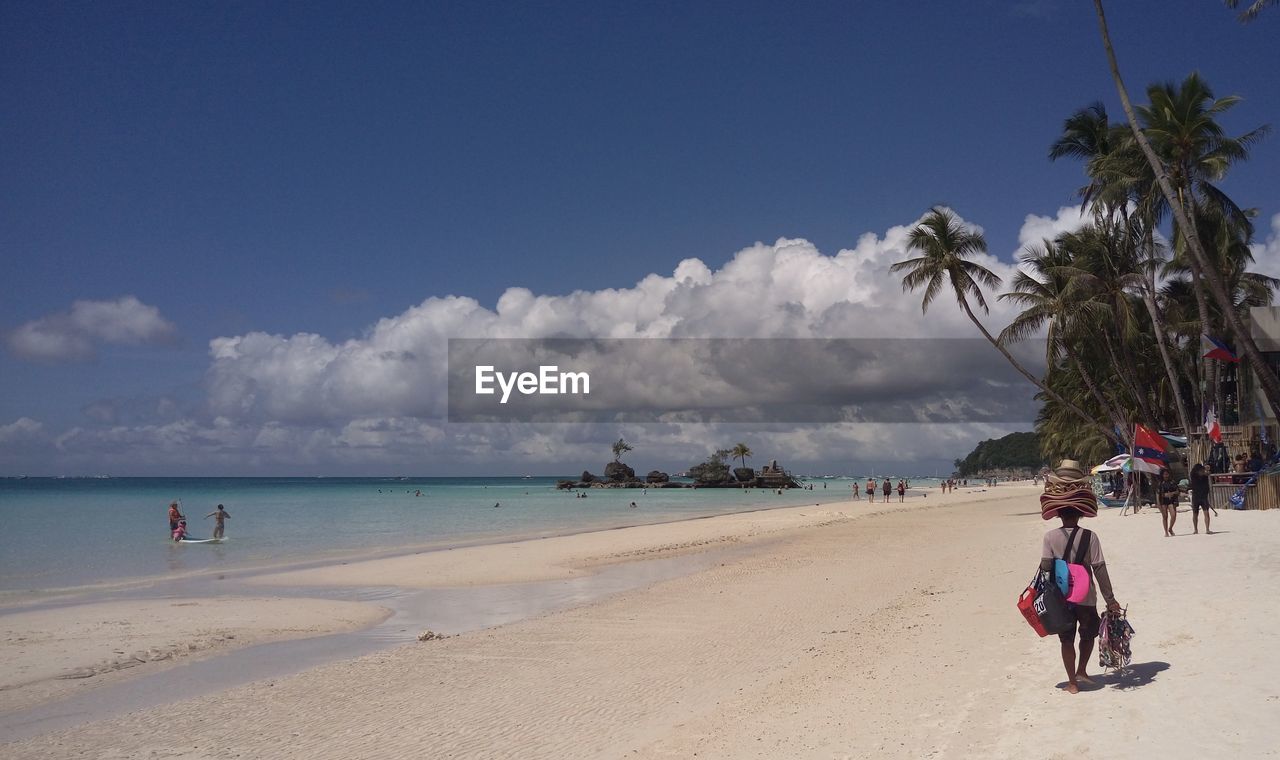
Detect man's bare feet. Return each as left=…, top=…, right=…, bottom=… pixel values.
left=1065, top=681, right=1080, bottom=694
left=1076, top=673, right=1097, bottom=685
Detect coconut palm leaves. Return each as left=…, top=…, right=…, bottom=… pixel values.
left=1092, top=0, right=1280, bottom=416
left=1225, top=0, right=1277, bottom=22
left=892, top=208, right=1112, bottom=441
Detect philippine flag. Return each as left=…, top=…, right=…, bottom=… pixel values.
left=1134, top=424, right=1169, bottom=468
left=1205, top=408, right=1223, bottom=444
left=1202, top=334, right=1239, bottom=362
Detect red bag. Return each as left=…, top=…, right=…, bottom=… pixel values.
left=1017, top=569, right=1074, bottom=638
left=1018, top=576, right=1050, bottom=637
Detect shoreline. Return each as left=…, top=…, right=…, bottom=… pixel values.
left=2, top=484, right=1076, bottom=753
left=8, top=483, right=1270, bottom=758
left=0, top=485, right=980, bottom=727
left=0, top=486, right=874, bottom=606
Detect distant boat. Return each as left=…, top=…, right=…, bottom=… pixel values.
left=521, top=475, right=534, bottom=479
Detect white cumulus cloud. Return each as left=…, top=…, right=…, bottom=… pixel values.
left=203, top=210, right=1027, bottom=428
left=3, top=209, right=1063, bottom=474
left=5, top=296, right=178, bottom=362
left=1250, top=212, right=1280, bottom=281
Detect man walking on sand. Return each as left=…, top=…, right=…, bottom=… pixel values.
left=1039, top=460, right=1122, bottom=694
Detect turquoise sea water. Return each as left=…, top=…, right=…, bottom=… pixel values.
left=0, top=476, right=933, bottom=592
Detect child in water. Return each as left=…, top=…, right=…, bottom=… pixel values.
left=172, top=519, right=188, bottom=542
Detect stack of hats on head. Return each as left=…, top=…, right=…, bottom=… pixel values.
left=1041, top=459, right=1099, bottom=520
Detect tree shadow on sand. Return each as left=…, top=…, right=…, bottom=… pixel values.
left=1096, top=661, right=1170, bottom=690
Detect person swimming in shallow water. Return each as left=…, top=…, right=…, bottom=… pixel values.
left=168, top=501, right=184, bottom=533
left=204, top=504, right=230, bottom=539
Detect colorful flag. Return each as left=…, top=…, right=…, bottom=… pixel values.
left=1134, top=424, right=1169, bottom=468
left=1158, top=431, right=1188, bottom=449
left=1204, top=408, right=1222, bottom=444
left=1201, top=334, right=1239, bottom=362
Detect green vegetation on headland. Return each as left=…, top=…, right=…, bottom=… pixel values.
left=953, top=432, right=1043, bottom=478
left=893, top=4, right=1279, bottom=466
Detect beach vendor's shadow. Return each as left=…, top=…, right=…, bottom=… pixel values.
left=1096, top=661, right=1170, bottom=690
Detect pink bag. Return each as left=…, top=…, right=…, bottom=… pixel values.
left=1064, top=562, right=1091, bottom=604
left=1052, top=528, right=1093, bottom=604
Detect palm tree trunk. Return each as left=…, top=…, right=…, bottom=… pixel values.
left=1140, top=271, right=1193, bottom=433
left=1064, top=343, right=1133, bottom=449
left=1093, top=0, right=1280, bottom=418
left=1187, top=259, right=1219, bottom=413
left=1101, top=332, right=1157, bottom=424
left=957, top=296, right=1118, bottom=443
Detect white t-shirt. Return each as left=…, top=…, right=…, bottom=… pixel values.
left=1041, top=527, right=1105, bottom=606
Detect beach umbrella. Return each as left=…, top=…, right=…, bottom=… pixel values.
left=1091, top=454, right=1162, bottom=475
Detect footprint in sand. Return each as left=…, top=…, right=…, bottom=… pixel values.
left=1156, top=632, right=1195, bottom=648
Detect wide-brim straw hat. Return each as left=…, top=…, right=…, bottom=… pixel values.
left=1040, top=458, right=1099, bottom=520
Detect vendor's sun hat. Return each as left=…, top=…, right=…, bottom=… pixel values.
left=1040, top=458, right=1099, bottom=520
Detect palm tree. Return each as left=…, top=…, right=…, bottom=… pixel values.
left=1138, top=73, right=1269, bottom=235
left=1049, top=102, right=1193, bottom=435
left=998, top=238, right=1131, bottom=445
left=890, top=207, right=1114, bottom=442
left=730, top=443, right=752, bottom=469
left=611, top=438, right=633, bottom=463
left=1091, top=0, right=1280, bottom=417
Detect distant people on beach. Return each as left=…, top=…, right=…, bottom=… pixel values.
left=851, top=483, right=860, bottom=501
left=204, top=504, right=231, bottom=539
left=897, top=479, right=905, bottom=502
left=866, top=478, right=876, bottom=502
left=168, top=501, right=184, bottom=533
left=1189, top=463, right=1212, bottom=534
left=172, top=519, right=188, bottom=542
left=882, top=478, right=891, bottom=501
left=1038, top=460, right=1122, bottom=695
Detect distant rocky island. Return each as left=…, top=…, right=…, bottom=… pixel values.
left=557, top=440, right=802, bottom=490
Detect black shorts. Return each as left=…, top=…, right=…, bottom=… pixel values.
left=1192, top=495, right=1209, bottom=513
left=1058, top=605, right=1100, bottom=643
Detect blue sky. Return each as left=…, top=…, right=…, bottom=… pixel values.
left=2, top=1, right=1278, bottom=475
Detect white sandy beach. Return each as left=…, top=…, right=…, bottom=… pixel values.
left=3, top=483, right=1278, bottom=758
left=0, top=597, right=390, bottom=715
